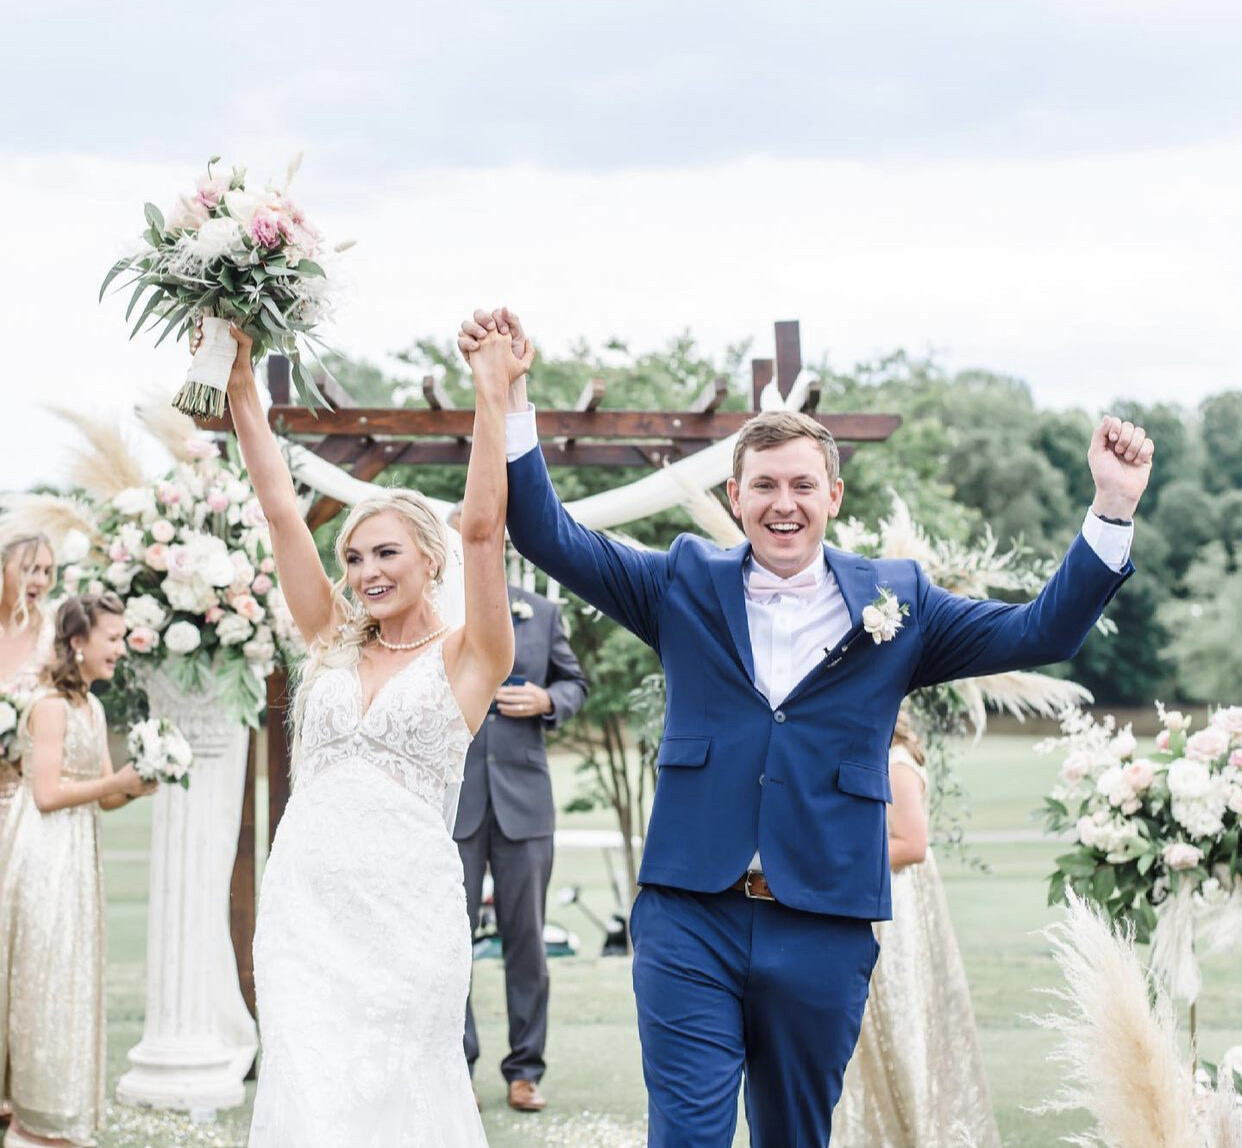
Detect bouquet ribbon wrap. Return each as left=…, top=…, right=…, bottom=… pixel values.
left=186, top=316, right=236, bottom=394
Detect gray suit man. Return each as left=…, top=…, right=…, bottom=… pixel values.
left=453, top=584, right=588, bottom=1112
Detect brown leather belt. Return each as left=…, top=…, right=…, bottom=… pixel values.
left=729, top=870, right=777, bottom=902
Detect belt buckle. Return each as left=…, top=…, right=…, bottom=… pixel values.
left=743, top=870, right=774, bottom=902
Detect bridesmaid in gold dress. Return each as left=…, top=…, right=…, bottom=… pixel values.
left=834, top=710, right=1002, bottom=1148
left=0, top=530, right=56, bottom=818
left=0, top=593, right=156, bottom=1148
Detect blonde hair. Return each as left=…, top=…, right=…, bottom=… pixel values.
left=0, top=531, right=54, bottom=635
left=732, top=411, right=840, bottom=484
left=289, top=490, right=449, bottom=745
left=891, top=706, right=927, bottom=768
left=43, top=592, right=124, bottom=703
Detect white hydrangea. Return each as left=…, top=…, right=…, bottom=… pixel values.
left=1171, top=793, right=1227, bottom=840
left=1167, top=758, right=1213, bottom=801
left=1075, top=810, right=1143, bottom=860
left=162, top=576, right=219, bottom=615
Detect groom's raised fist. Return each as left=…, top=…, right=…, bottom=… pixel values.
left=1088, top=415, right=1155, bottom=521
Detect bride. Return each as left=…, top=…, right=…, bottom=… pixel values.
left=210, top=318, right=532, bottom=1147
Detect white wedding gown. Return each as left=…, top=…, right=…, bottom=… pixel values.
left=248, top=641, right=488, bottom=1147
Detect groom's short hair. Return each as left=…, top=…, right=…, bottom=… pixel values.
left=732, top=411, right=840, bottom=484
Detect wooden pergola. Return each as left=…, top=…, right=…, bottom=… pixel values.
left=216, top=319, right=901, bottom=1013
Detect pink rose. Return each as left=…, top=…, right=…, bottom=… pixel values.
left=1186, top=727, right=1231, bottom=762
left=145, top=543, right=170, bottom=571
left=1162, top=842, right=1204, bottom=871
left=205, top=605, right=224, bottom=624
left=62, top=565, right=82, bottom=592
left=1230, top=750, right=1242, bottom=770
left=1060, top=751, right=1092, bottom=786
left=157, top=483, right=181, bottom=506
left=251, top=573, right=273, bottom=595
left=151, top=519, right=176, bottom=544
left=241, top=499, right=268, bottom=529
left=1123, top=759, right=1157, bottom=792
left=196, top=173, right=229, bottom=208
left=1155, top=730, right=1171, bottom=751
left=183, top=437, right=216, bottom=460
left=1210, top=706, right=1242, bottom=735
left=206, top=490, right=230, bottom=513
left=126, top=627, right=159, bottom=653
left=231, top=594, right=265, bottom=623
left=249, top=210, right=281, bottom=248
left=108, top=540, right=129, bottom=562
left=260, top=557, right=275, bottom=574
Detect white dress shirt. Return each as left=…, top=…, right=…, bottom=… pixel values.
left=505, top=404, right=1135, bottom=870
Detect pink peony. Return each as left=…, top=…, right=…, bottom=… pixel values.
left=157, top=483, right=181, bottom=506
left=108, top=540, right=130, bottom=563
left=1123, top=759, right=1157, bottom=792
left=145, top=543, right=170, bottom=572
left=241, top=499, right=268, bottom=528
left=206, top=490, right=230, bottom=512
left=126, top=627, right=159, bottom=653
left=183, top=438, right=217, bottom=460
left=260, top=557, right=276, bottom=574
left=204, top=605, right=224, bottom=624
left=1060, top=751, right=1092, bottom=786
left=167, top=194, right=209, bottom=232
left=196, top=173, right=229, bottom=209
left=151, top=519, right=176, bottom=544
left=251, top=573, right=273, bottom=596
left=1162, top=842, right=1204, bottom=871
left=1210, top=706, right=1242, bottom=735
left=249, top=210, right=281, bottom=248
left=1230, top=749, right=1242, bottom=770
left=1155, top=729, right=1171, bottom=751
left=1186, top=726, right=1231, bottom=762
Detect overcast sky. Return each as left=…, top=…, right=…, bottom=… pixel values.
left=5, top=0, right=1240, bottom=490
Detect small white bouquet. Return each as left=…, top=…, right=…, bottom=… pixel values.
left=100, top=155, right=348, bottom=419
left=0, top=689, right=27, bottom=762
left=128, top=717, right=195, bottom=788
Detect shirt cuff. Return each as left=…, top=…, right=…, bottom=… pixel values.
left=505, top=404, right=539, bottom=462
left=1081, top=510, right=1133, bottom=573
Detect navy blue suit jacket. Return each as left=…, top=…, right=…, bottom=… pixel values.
left=507, top=448, right=1131, bottom=920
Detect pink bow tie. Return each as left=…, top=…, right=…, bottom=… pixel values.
left=747, top=564, right=819, bottom=602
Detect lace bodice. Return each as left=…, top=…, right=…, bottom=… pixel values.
left=295, top=643, right=472, bottom=818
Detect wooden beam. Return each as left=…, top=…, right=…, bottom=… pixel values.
left=751, top=358, right=773, bottom=411
left=422, top=373, right=456, bottom=410
left=562, top=378, right=607, bottom=449
left=774, top=320, right=802, bottom=399
left=204, top=407, right=902, bottom=441
left=689, top=377, right=728, bottom=414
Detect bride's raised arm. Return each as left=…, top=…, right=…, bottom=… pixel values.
left=443, top=312, right=534, bottom=731
left=209, top=324, right=338, bottom=646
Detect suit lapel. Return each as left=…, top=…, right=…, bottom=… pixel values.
left=707, top=542, right=756, bottom=681
left=824, top=545, right=873, bottom=647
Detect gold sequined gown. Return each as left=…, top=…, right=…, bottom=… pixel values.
left=0, top=618, right=54, bottom=826
left=834, top=747, right=1001, bottom=1148
left=0, top=691, right=108, bottom=1145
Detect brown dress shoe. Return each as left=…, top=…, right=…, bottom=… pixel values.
left=507, top=1079, right=546, bottom=1112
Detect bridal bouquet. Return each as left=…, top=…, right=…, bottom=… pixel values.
left=69, top=445, right=306, bottom=725
left=100, top=156, right=345, bottom=419
left=128, top=717, right=194, bottom=788
left=0, top=689, right=27, bottom=762
left=1042, top=704, right=1242, bottom=949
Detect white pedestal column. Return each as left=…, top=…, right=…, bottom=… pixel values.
left=116, top=668, right=259, bottom=1111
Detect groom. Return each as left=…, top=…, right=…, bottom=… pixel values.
left=460, top=308, right=1153, bottom=1147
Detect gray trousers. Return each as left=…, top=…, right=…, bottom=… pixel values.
left=458, top=805, right=554, bottom=1083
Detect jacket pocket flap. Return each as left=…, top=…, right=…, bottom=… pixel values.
left=657, top=736, right=711, bottom=768
left=837, top=759, right=892, bottom=803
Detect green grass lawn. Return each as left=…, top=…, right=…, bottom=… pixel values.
left=94, top=735, right=1242, bottom=1147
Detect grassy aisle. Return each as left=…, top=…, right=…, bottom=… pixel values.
left=95, top=736, right=1242, bottom=1147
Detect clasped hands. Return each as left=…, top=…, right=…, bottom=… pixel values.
left=459, top=308, right=534, bottom=408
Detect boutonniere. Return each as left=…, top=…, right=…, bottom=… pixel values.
left=861, top=587, right=909, bottom=645
left=511, top=599, right=534, bottom=622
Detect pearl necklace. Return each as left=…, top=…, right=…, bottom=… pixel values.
left=375, top=623, right=450, bottom=652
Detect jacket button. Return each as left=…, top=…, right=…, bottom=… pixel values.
left=759, top=773, right=766, bottom=786
left=773, top=710, right=786, bottom=724
left=488, top=714, right=496, bottom=723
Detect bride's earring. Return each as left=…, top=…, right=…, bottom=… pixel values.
left=424, top=575, right=442, bottom=613
left=74, top=650, right=85, bottom=664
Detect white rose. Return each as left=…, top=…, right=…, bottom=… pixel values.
left=1160, top=707, right=1193, bottom=733
left=184, top=215, right=246, bottom=262
left=0, top=701, right=16, bottom=736
left=162, top=575, right=218, bottom=615
left=60, top=529, right=90, bottom=563
left=164, top=621, right=203, bottom=655
left=224, top=478, right=251, bottom=505
left=124, top=594, right=167, bottom=632
left=1167, top=758, right=1212, bottom=800
left=1210, top=706, right=1242, bottom=735
left=151, top=519, right=176, bottom=544
left=1185, top=726, right=1231, bottom=762
left=215, top=613, right=254, bottom=646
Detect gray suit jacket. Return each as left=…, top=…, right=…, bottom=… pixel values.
left=453, top=587, right=588, bottom=842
